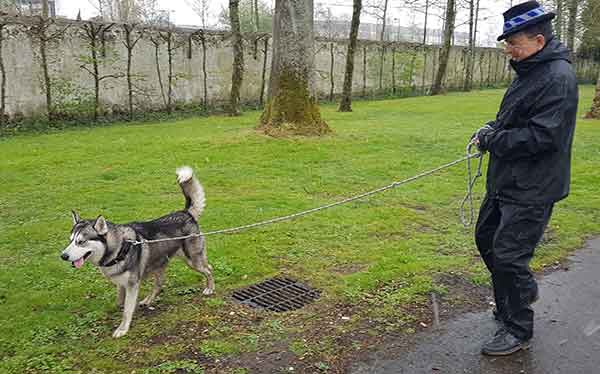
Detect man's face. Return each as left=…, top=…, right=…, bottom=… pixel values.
left=503, top=32, right=545, bottom=62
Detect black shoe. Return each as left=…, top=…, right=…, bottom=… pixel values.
left=529, top=289, right=539, bottom=304
left=492, top=308, right=503, bottom=321
left=481, top=328, right=530, bottom=356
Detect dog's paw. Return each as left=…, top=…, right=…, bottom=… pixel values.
left=176, top=166, right=193, bottom=184
left=139, top=296, right=153, bottom=306
left=202, top=287, right=214, bottom=296
left=112, top=326, right=129, bottom=338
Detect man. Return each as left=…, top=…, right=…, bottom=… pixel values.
left=472, top=1, right=578, bottom=356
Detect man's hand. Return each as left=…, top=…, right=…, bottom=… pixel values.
left=473, top=122, right=496, bottom=152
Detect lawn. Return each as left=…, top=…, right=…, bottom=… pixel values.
left=1, top=86, right=599, bottom=373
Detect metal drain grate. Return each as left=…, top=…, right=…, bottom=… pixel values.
left=232, top=277, right=321, bottom=312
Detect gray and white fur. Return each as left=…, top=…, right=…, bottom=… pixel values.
left=60, top=166, right=214, bottom=338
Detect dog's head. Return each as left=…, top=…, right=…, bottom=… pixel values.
left=60, top=211, right=109, bottom=269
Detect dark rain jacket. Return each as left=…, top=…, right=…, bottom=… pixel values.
left=484, top=38, right=578, bottom=205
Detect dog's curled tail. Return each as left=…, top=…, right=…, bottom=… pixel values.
left=176, top=166, right=206, bottom=220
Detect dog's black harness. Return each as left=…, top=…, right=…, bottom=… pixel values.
left=99, top=232, right=143, bottom=267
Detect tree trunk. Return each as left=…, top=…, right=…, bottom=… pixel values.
left=362, top=45, right=367, bottom=96
left=471, top=0, right=480, bottom=86
left=152, top=39, right=168, bottom=108
left=420, top=0, right=430, bottom=93
left=329, top=42, right=335, bottom=101
left=254, top=0, right=259, bottom=31
left=431, top=0, right=456, bottom=95
left=40, top=38, right=52, bottom=119
left=463, top=0, right=474, bottom=91
left=566, top=0, right=578, bottom=54
left=92, top=30, right=100, bottom=121
left=338, top=0, right=361, bottom=112
left=391, top=47, right=396, bottom=94
left=127, top=46, right=133, bottom=119
left=258, top=0, right=330, bottom=136
left=260, top=37, right=269, bottom=106
left=0, top=24, right=6, bottom=126
left=167, top=33, right=173, bottom=113
left=123, top=24, right=138, bottom=121
left=229, top=0, right=244, bottom=116
left=36, top=18, right=53, bottom=120
left=555, top=0, right=564, bottom=41
left=42, top=0, right=49, bottom=17
left=201, top=36, right=208, bottom=109
left=586, top=71, right=600, bottom=118
left=378, top=0, right=389, bottom=92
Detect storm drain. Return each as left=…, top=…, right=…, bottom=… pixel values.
left=232, top=277, right=321, bottom=312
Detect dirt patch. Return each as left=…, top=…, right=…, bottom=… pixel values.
left=434, top=272, right=492, bottom=316
left=330, top=263, right=368, bottom=275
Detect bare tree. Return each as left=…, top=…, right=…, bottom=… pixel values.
left=80, top=22, right=124, bottom=120
left=0, top=23, right=7, bottom=125
left=158, top=29, right=185, bottom=113
left=566, top=0, right=578, bottom=53
left=191, top=31, right=210, bottom=109
left=28, top=11, right=70, bottom=120
left=137, top=0, right=169, bottom=26
left=185, top=0, right=210, bottom=28
left=365, top=0, right=390, bottom=91
left=259, top=35, right=269, bottom=105
left=584, top=0, right=600, bottom=118
left=89, top=0, right=141, bottom=22
left=253, top=0, right=259, bottom=32
left=229, top=0, right=244, bottom=116
left=122, top=23, right=144, bottom=119
left=463, top=0, right=479, bottom=91
left=219, top=0, right=273, bottom=32
left=339, top=0, right=362, bottom=112
left=554, top=0, right=564, bottom=41
left=258, top=0, right=330, bottom=136
left=431, top=0, right=455, bottom=95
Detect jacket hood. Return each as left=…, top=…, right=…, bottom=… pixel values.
left=510, top=38, right=571, bottom=76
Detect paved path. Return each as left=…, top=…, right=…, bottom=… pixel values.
left=351, top=237, right=600, bottom=374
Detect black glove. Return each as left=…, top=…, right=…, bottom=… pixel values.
left=473, top=121, right=496, bottom=152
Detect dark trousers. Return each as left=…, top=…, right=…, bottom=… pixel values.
left=475, top=196, right=553, bottom=340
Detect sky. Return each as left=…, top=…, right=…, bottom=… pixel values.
left=56, top=0, right=516, bottom=46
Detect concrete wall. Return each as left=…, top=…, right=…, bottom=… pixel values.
left=0, top=17, right=598, bottom=119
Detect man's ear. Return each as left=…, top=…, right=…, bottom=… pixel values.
left=536, top=34, right=546, bottom=49
left=71, top=210, right=81, bottom=225
left=93, top=216, right=108, bottom=235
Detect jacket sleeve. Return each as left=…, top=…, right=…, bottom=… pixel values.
left=485, top=78, right=570, bottom=160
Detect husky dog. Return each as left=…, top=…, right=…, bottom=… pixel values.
left=60, top=166, right=214, bottom=338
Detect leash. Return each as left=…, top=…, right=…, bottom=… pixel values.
left=127, top=146, right=483, bottom=246
left=460, top=141, right=485, bottom=228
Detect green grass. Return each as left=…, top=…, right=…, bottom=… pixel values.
left=1, top=86, right=599, bottom=373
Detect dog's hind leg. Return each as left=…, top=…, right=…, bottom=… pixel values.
left=139, top=269, right=165, bottom=306
left=113, top=283, right=140, bottom=338
left=183, top=238, right=215, bottom=296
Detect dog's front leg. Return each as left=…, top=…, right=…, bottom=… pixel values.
left=113, top=283, right=140, bottom=338
left=116, top=286, right=125, bottom=308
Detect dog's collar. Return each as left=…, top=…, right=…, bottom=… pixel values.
left=99, top=233, right=142, bottom=267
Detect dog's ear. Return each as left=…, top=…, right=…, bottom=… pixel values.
left=71, top=210, right=81, bottom=225
left=93, top=215, right=108, bottom=235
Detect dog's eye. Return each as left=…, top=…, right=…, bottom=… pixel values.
left=77, top=240, right=87, bottom=246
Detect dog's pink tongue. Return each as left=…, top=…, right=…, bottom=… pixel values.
left=74, top=257, right=85, bottom=269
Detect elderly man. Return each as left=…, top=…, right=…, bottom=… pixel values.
left=473, top=1, right=578, bottom=356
